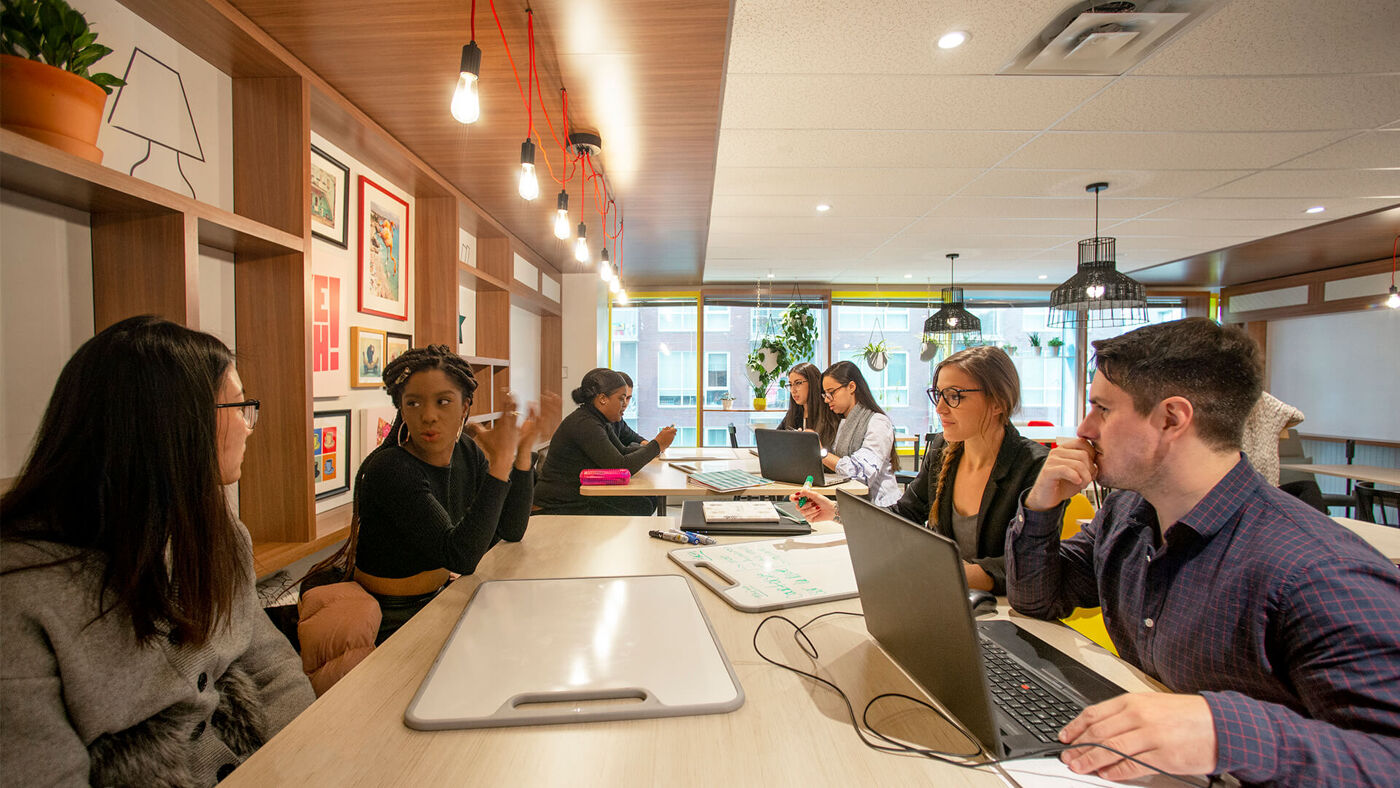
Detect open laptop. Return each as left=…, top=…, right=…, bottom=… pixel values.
left=754, top=428, right=847, bottom=486
left=835, top=489, right=1125, bottom=758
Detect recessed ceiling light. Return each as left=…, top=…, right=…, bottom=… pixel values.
left=903, top=273, right=913, bottom=279
left=1038, top=274, right=1049, bottom=280
left=1305, top=205, right=1325, bottom=214
left=766, top=272, right=775, bottom=279
left=937, top=31, right=968, bottom=50
left=816, top=204, right=831, bottom=212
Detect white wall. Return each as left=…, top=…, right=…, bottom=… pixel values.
left=561, top=273, right=609, bottom=402
left=308, top=132, right=415, bottom=513
left=509, top=306, right=541, bottom=406
left=1268, top=308, right=1400, bottom=442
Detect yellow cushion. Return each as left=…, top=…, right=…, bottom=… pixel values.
left=1057, top=493, right=1118, bottom=655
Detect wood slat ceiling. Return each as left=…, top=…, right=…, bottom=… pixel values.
left=227, top=0, right=732, bottom=285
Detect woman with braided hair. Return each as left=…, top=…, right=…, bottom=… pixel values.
left=304, top=345, right=547, bottom=642
left=791, top=346, right=1046, bottom=593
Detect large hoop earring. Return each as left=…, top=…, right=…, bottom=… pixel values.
left=456, top=417, right=466, bottom=443
left=397, top=422, right=410, bottom=446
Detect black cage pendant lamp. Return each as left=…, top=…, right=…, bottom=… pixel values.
left=1049, top=182, right=1148, bottom=328
left=923, top=253, right=982, bottom=347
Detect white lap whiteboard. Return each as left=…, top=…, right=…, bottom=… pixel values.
left=405, top=575, right=743, bottom=729
left=668, top=533, right=858, bottom=612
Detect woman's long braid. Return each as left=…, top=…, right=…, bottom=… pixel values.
left=928, top=440, right=963, bottom=532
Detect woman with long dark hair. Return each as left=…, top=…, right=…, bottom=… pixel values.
left=793, top=346, right=1047, bottom=593
left=305, top=345, right=545, bottom=643
left=816, top=360, right=902, bottom=505
left=533, top=367, right=676, bottom=516
left=776, top=362, right=838, bottom=448
left=1, top=316, right=313, bottom=785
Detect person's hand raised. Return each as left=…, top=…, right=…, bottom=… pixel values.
left=1024, top=438, right=1097, bottom=512
left=653, top=425, right=678, bottom=451
left=467, top=390, right=520, bottom=480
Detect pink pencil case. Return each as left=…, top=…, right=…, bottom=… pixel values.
left=580, top=468, right=632, bottom=485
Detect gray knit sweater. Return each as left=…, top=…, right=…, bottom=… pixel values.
left=1, top=521, right=314, bottom=786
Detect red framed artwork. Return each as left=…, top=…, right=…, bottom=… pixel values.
left=357, top=175, right=410, bottom=320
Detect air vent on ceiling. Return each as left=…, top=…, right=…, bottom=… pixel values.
left=1000, top=0, right=1223, bottom=76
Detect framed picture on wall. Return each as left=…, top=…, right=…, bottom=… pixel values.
left=312, top=273, right=348, bottom=397
left=310, top=146, right=350, bottom=248
left=386, top=331, right=412, bottom=365
left=358, top=175, right=410, bottom=320
left=350, top=326, right=387, bottom=388
left=360, top=405, right=398, bottom=463
left=313, top=409, right=351, bottom=499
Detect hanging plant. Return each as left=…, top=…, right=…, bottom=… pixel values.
left=863, top=338, right=890, bottom=371
left=776, top=303, right=817, bottom=371
left=745, top=337, right=787, bottom=397
left=919, top=336, right=940, bottom=363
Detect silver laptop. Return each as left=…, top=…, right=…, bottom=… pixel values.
left=754, top=428, right=847, bottom=486
left=836, top=489, right=1125, bottom=757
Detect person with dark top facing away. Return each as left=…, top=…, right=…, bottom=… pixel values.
left=1, top=316, right=313, bottom=786
left=534, top=367, right=677, bottom=516
left=305, top=345, right=551, bottom=643
left=792, top=346, right=1046, bottom=594
left=776, top=361, right=839, bottom=449
left=1007, top=317, right=1400, bottom=786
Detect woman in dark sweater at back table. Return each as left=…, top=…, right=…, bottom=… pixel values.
left=611, top=370, right=647, bottom=448
left=534, top=368, right=677, bottom=516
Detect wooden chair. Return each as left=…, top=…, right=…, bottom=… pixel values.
left=1355, top=482, right=1399, bottom=526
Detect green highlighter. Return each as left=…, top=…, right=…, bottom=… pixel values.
left=797, top=474, right=814, bottom=507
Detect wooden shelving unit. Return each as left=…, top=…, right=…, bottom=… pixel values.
left=1, top=0, right=565, bottom=573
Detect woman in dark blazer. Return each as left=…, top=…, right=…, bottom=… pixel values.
left=534, top=368, right=676, bottom=515
left=793, top=346, right=1046, bottom=593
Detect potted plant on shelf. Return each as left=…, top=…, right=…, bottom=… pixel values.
left=1027, top=332, right=1042, bottom=356
left=1, top=0, right=126, bottom=164
left=1047, top=337, right=1065, bottom=357
left=745, top=337, right=787, bottom=411
left=719, top=391, right=735, bottom=411
left=862, top=339, right=890, bottom=371
left=1001, top=343, right=1017, bottom=356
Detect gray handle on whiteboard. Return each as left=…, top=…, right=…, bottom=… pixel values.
left=687, top=560, right=739, bottom=594
left=494, top=688, right=658, bottom=723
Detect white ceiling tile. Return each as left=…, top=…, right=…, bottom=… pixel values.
left=1277, top=131, right=1400, bottom=169
left=711, top=167, right=984, bottom=196
left=927, top=196, right=1172, bottom=220
left=958, top=169, right=1253, bottom=198
left=899, top=216, right=1095, bottom=237
left=1001, top=131, right=1352, bottom=170
left=709, top=194, right=938, bottom=218
left=716, top=130, right=1035, bottom=168
left=875, top=234, right=1075, bottom=252
left=1109, top=217, right=1320, bottom=238
left=1055, top=76, right=1400, bottom=132
left=1201, top=170, right=1400, bottom=199
left=708, top=216, right=915, bottom=235
left=1134, top=0, right=1400, bottom=77
left=720, top=74, right=1109, bottom=131
left=1142, top=197, right=1398, bottom=221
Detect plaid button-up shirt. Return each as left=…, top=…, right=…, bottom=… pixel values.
left=1006, top=457, right=1400, bottom=786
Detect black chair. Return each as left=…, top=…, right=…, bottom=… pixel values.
left=727, top=423, right=739, bottom=448
left=1279, top=479, right=1328, bottom=513
left=1354, top=482, right=1399, bottom=526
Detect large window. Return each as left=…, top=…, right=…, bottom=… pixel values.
left=704, top=352, right=729, bottom=407
left=838, top=349, right=910, bottom=407
left=657, top=350, right=697, bottom=407
left=612, top=301, right=699, bottom=446
left=704, top=306, right=731, bottom=332
left=657, top=306, right=696, bottom=332
left=836, top=305, right=909, bottom=333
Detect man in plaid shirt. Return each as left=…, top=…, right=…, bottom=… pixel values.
left=1006, top=317, right=1400, bottom=786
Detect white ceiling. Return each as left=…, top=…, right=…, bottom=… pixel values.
left=704, top=0, right=1400, bottom=286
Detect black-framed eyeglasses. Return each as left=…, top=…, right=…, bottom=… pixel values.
left=217, top=399, right=260, bottom=429
left=926, top=387, right=982, bottom=408
left=821, top=386, right=845, bottom=401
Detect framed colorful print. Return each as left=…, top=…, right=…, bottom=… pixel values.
left=310, top=146, right=350, bottom=248
left=350, top=326, right=387, bottom=388
left=357, top=175, right=410, bottom=320
left=313, top=409, right=352, bottom=500
left=385, top=331, right=412, bottom=365
left=312, top=273, right=348, bottom=397
left=359, top=405, right=398, bottom=463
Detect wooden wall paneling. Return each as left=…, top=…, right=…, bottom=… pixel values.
left=235, top=249, right=312, bottom=543
left=414, top=196, right=457, bottom=347
left=475, top=288, right=511, bottom=360
left=233, top=77, right=309, bottom=235
left=541, top=313, right=562, bottom=397
left=90, top=211, right=191, bottom=328
left=477, top=237, right=513, bottom=283
left=1222, top=258, right=1393, bottom=323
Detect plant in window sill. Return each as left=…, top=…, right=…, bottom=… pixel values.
left=1047, top=337, right=1065, bottom=357
left=1027, top=332, right=1042, bottom=356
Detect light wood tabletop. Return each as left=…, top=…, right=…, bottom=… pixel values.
left=1279, top=463, right=1400, bottom=488
left=1333, top=517, right=1400, bottom=563
left=227, top=516, right=1163, bottom=787
left=582, top=448, right=868, bottom=499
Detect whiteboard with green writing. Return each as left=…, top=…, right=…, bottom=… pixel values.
left=668, top=534, right=857, bottom=612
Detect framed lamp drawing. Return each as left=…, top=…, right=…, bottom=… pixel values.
left=360, top=405, right=398, bottom=463
left=351, top=326, right=387, bottom=388
left=313, top=409, right=351, bottom=500
left=386, top=331, right=412, bottom=365
left=310, top=145, right=350, bottom=248
left=358, top=175, right=410, bottom=320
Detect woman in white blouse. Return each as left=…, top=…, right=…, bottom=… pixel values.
left=819, top=360, right=901, bottom=505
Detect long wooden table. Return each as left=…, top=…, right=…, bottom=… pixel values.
left=581, top=447, right=868, bottom=509
left=227, top=516, right=1162, bottom=786
left=1280, top=463, right=1400, bottom=488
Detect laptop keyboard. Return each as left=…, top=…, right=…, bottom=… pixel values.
left=979, top=638, right=1083, bottom=743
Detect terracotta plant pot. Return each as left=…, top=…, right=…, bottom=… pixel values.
left=1, top=55, right=107, bottom=164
